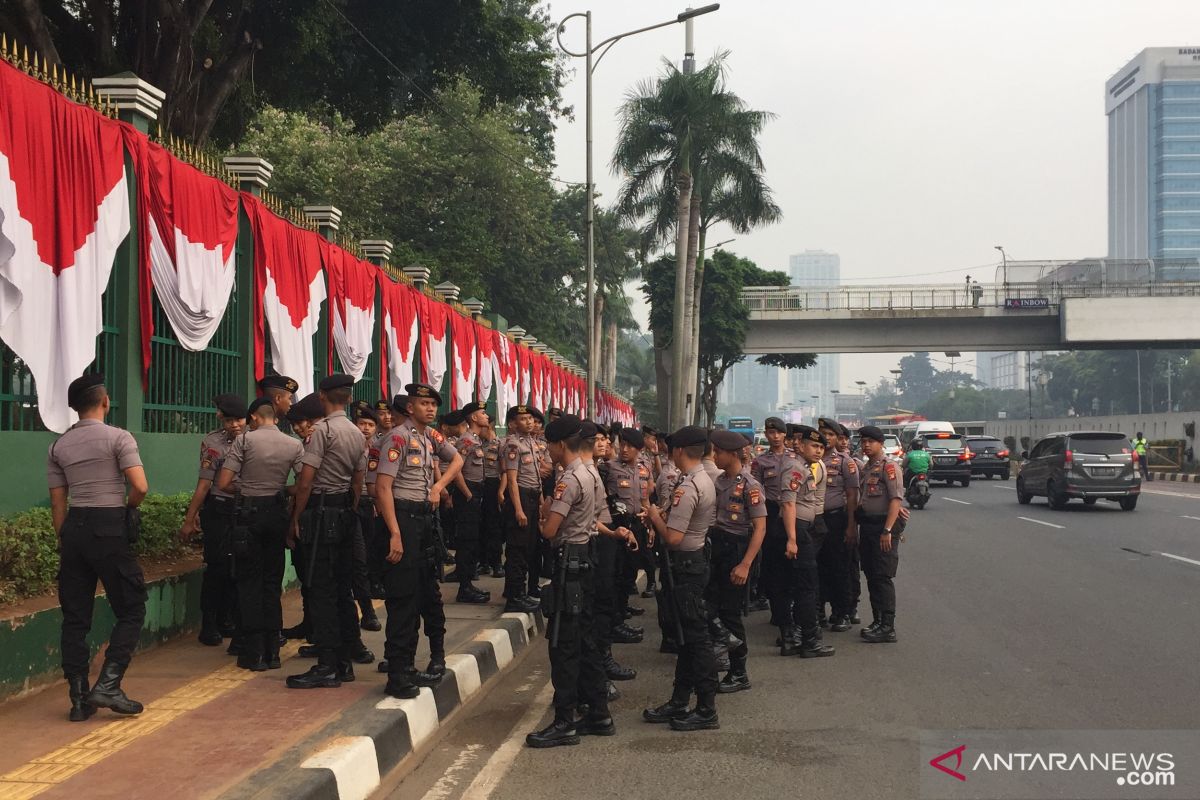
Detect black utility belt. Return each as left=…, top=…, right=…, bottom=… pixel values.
left=709, top=526, right=749, bottom=541
left=394, top=498, right=434, bottom=515
left=204, top=495, right=236, bottom=512
left=308, top=491, right=353, bottom=509
left=557, top=541, right=593, bottom=559
left=518, top=484, right=542, bottom=496
left=237, top=494, right=285, bottom=511
left=795, top=516, right=816, bottom=529
left=856, top=511, right=887, bottom=523
left=823, top=504, right=847, bottom=515
left=668, top=548, right=707, bottom=565
left=465, top=480, right=485, bottom=491
left=67, top=506, right=126, bottom=521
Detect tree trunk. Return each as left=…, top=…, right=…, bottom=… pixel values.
left=592, top=293, right=605, bottom=390
left=687, top=223, right=707, bottom=424
left=9, top=0, right=62, bottom=66
left=605, top=318, right=618, bottom=388
left=670, top=169, right=693, bottom=429
left=680, top=188, right=702, bottom=426
left=654, top=333, right=670, bottom=427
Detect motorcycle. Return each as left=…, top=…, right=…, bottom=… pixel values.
left=906, top=472, right=931, bottom=510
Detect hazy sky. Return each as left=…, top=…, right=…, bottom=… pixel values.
left=548, top=0, right=1200, bottom=390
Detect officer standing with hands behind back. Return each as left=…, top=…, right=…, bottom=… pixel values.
left=855, top=425, right=904, bottom=643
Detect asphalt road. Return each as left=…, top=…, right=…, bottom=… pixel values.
left=389, top=478, right=1200, bottom=800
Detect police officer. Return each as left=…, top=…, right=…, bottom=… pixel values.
left=788, top=426, right=836, bottom=658
left=373, top=383, right=464, bottom=697
left=351, top=402, right=383, bottom=631
left=707, top=430, right=767, bottom=693
left=50, top=374, right=148, bottom=720
left=856, top=425, right=903, bottom=643
left=258, top=374, right=299, bottom=422
left=751, top=417, right=800, bottom=641
left=818, top=418, right=859, bottom=632
left=449, top=401, right=491, bottom=603
left=643, top=426, right=720, bottom=732
left=525, top=414, right=611, bottom=747
left=502, top=405, right=543, bottom=613
left=601, top=428, right=648, bottom=679
left=180, top=394, right=247, bottom=647
left=529, top=408, right=554, bottom=598
left=216, top=397, right=304, bottom=670
left=286, top=375, right=368, bottom=689
left=281, top=392, right=325, bottom=641
left=480, top=416, right=506, bottom=578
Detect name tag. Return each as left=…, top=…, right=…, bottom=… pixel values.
left=619, top=479, right=631, bottom=488
left=408, top=456, right=422, bottom=466
left=728, top=502, right=743, bottom=513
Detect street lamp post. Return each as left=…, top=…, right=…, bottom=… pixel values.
left=557, top=3, right=720, bottom=419
left=995, top=245, right=1008, bottom=290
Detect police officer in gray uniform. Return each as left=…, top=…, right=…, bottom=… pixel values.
left=50, top=374, right=148, bottom=720
left=373, top=383, right=463, bottom=697
left=502, top=405, right=543, bottom=613
left=784, top=426, right=836, bottom=658
left=818, top=418, right=859, bottom=632
left=643, top=426, right=721, bottom=732
left=751, top=417, right=800, bottom=640
left=216, top=397, right=304, bottom=671
left=856, top=425, right=904, bottom=643
left=449, top=401, right=490, bottom=603
left=525, top=414, right=611, bottom=748
left=180, top=394, right=247, bottom=647
left=286, top=375, right=367, bottom=689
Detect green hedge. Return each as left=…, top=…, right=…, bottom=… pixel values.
left=0, top=493, right=192, bottom=605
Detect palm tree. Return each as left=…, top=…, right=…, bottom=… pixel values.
left=612, top=53, right=780, bottom=427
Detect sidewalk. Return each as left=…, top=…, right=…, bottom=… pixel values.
left=0, top=573, right=540, bottom=800
left=1146, top=471, right=1200, bottom=483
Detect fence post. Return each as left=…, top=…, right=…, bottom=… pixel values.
left=223, top=156, right=273, bottom=402
left=303, top=206, right=340, bottom=386
left=360, top=239, right=393, bottom=400
left=92, top=74, right=167, bottom=432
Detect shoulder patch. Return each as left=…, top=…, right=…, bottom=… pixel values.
left=748, top=487, right=762, bottom=505
left=554, top=481, right=567, bottom=500
left=430, top=429, right=445, bottom=443
left=388, top=447, right=401, bottom=462
left=672, top=488, right=684, bottom=507
left=885, top=462, right=897, bottom=480
left=788, top=471, right=802, bottom=491
left=848, top=460, right=858, bottom=474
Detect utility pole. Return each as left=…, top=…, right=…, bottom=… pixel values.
left=1136, top=350, right=1143, bottom=414
left=1166, top=358, right=1174, bottom=411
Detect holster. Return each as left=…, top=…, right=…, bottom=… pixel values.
left=124, top=508, right=141, bottom=545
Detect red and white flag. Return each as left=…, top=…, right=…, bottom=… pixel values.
left=476, top=323, right=495, bottom=403
left=0, top=62, right=129, bottom=432
left=450, top=312, right=477, bottom=408
left=124, top=132, right=238, bottom=384
left=494, top=333, right=516, bottom=423
left=243, top=194, right=326, bottom=397
left=417, top=292, right=449, bottom=393
left=380, top=276, right=418, bottom=398
left=324, top=243, right=375, bottom=381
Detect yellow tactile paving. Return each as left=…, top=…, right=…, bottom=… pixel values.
left=0, top=642, right=299, bottom=799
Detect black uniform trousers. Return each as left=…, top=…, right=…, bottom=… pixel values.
left=300, top=494, right=360, bottom=666
left=233, top=498, right=288, bottom=637
left=856, top=511, right=900, bottom=617
left=664, top=549, right=718, bottom=701
left=616, top=517, right=648, bottom=612
left=453, top=482, right=483, bottom=584
left=481, top=476, right=504, bottom=569
left=503, top=486, right=541, bottom=599
left=762, top=515, right=819, bottom=635
left=359, top=501, right=387, bottom=598
left=547, top=543, right=607, bottom=718
left=705, top=528, right=749, bottom=669
left=382, top=502, right=446, bottom=674
left=58, top=508, right=147, bottom=677
left=199, top=498, right=238, bottom=630
left=591, top=531, right=620, bottom=651
left=350, top=500, right=373, bottom=605
left=818, top=507, right=852, bottom=618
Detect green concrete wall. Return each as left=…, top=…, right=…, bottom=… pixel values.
left=0, top=431, right=204, bottom=515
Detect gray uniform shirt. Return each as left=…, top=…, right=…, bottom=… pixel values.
left=751, top=450, right=800, bottom=506
left=198, top=429, right=237, bottom=498
left=222, top=425, right=305, bottom=496
left=665, top=464, right=716, bottom=552
left=376, top=420, right=457, bottom=501
left=822, top=449, right=860, bottom=511
left=794, top=459, right=826, bottom=523
left=46, top=419, right=142, bottom=508
left=502, top=433, right=541, bottom=490
left=713, top=467, right=767, bottom=536
left=548, top=459, right=596, bottom=546
left=482, top=435, right=501, bottom=479
left=364, top=430, right=388, bottom=490
left=300, top=413, right=364, bottom=494
left=605, top=458, right=647, bottom=511
left=859, top=455, right=904, bottom=515
left=656, top=461, right=681, bottom=510
left=584, top=460, right=611, bottom=528
left=457, top=431, right=486, bottom=484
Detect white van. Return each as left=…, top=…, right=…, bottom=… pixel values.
left=899, top=421, right=956, bottom=447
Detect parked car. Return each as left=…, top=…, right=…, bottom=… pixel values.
left=965, top=435, right=1011, bottom=479
left=883, top=434, right=903, bottom=460
left=899, top=420, right=956, bottom=446
left=1016, top=431, right=1140, bottom=510
left=921, top=432, right=973, bottom=486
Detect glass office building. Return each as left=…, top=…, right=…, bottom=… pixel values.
left=1107, top=47, right=1200, bottom=261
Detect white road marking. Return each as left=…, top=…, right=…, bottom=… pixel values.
left=1143, top=488, right=1200, bottom=499
left=419, top=743, right=486, bottom=800
left=993, top=485, right=1016, bottom=491
left=1018, top=516, right=1065, bottom=529
left=460, top=680, right=554, bottom=800
left=1180, top=515, right=1200, bottom=522
left=1158, top=551, right=1200, bottom=568
left=943, top=497, right=972, bottom=505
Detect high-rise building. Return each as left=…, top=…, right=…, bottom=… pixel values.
left=787, top=251, right=841, bottom=418
left=788, top=250, right=841, bottom=286
left=1107, top=47, right=1200, bottom=261
left=976, top=351, right=1030, bottom=392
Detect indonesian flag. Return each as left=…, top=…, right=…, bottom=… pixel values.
left=0, top=61, right=129, bottom=432
left=476, top=323, right=495, bottom=403
left=494, top=333, right=516, bottom=424
left=324, top=243, right=375, bottom=381
left=450, top=312, right=476, bottom=408
left=243, top=193, right=326, bottom=397
left=124, top=131, right=238, bottom=385
left=380, top=276, right=418, bottom=397
left=418, top=292, right=449, bottom=393
left=517, top=344, right=531, bottom=405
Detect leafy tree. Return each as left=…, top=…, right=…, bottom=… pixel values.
left=919, top=387, right=1031, bottom=422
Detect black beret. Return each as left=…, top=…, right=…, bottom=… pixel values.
left=405, top=382, right=442, bottom=404
left=258, top=374, right=299, bottom=393
left=641, top=425, right=658, bottom=436
left=786, top=423, right=802, bottom=436
left=741, top=433, right=754, bottom=446
left=592, top=422, right=610, bottom=437
left=353, top=402, right=378, bottom=424
left=67, top=373, right=105, bottom=409
left=817, top=417, right=839, bottom=431
left=506, top=404, right=532, bottom=422
left=529, top=407, right=545, bottom=424
left=610, top=421, right=623, bottom=435
left=390, top=394, right=409, bottom=415
left=547, top=407, right=564, bottom=418
left=795, top=425, right=827, bottom=446
left=579, top=420, right=599, bottom=439
left=247, top=396, right=273, bottom=417
left=859, top=425, right=886, bottom=443
left=839, top=424, right=851, bottom=437
left=441, top=409, right=466, bottom=427
left=764, top=417, right=787, bottom=433
left=620, top=429, right=645, bottom=449
left=374, top=400, right=392, bottom=413
left=320, top=374, right=354, bottom=392
left=668, top=425, right=707, bottom=448
left=461, top=401, right=485, bottom=417
left=213, top=393, right=247, bottom=419
left=545, top=414, right=582, bottom=442
left=710, top=429, right=746, bottom=452
left=290, top=392, right=324, bottom=421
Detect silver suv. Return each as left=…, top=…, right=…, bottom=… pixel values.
left=1016, top=431, right=1141, bottom=511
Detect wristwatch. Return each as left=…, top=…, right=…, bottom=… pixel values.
left=883, top=527, right=892, bottom=534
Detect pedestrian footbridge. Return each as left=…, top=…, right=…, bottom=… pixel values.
left=740, top=260, right=1200, bottom=354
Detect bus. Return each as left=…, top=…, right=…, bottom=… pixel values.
left=727, top=417, right=755, bottom=439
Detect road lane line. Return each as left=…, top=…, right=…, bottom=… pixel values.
left=1181, top=515, right=1200, bottom=521
left=943, top=498, right=972, bottom=505
left=993, top=485, right=1016, bottom=491
left=1159, top=552, right=1200, bottom=568
left=461, top=680, right=554, bottom=800
left=1018, top=516, right=1065, bottom=529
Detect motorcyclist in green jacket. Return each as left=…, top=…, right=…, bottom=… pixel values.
left=903, top=438, right=931, bottom=485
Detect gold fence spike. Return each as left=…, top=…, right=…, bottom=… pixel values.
left=2, top=33, right=8, bottom=62
left=22, top=44, right=29, bottom=71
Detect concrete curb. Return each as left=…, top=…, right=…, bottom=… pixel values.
left=1146, top=472, right=1200, bottom=483
left=231, top=611, right=544, bottom=800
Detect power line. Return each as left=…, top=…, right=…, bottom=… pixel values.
left=322, top=0, right=585, bottom=188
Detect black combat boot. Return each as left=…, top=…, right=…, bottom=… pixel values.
left=860, top=606, right=882, bottom=637
left=286, top=653, right=342, bottom=689
left=264, top=635, right=282, bottom=670
left=606, top=680, right=621, bottom=702
left=830, top=612, right=852, bottom=633
left=604, top=651, right=637, bottom=681
left=384, top=669, right=419, bottom=699
left=225, top=636, right=242, bottom=656
left=610, top=623, right=643, bottom=644
left=281, top=619, right=311, bottom=640
left=236, top=633, right=268, bottom=671
left=411, top=665, right=443, bottom=688
left=85, top=661, right=144, bottom=714
left=456, top=584, right=490, bottom=604
left=849, top=606, right=861, bottom=625
left=350, top=641, right=376, bottom=665
left=526, top=712, right=580, bottom=748
left=67, top=674, right=96, bottom=722
left=779, top=626, right=803, bottom=657
left=198, top=614, right=223, bottom=646
left=670, top=695, right=719, bottom=731
left=862, top=612, right=897, bottom=643
left=426, top=651, right=447, bottom=678
left=717, top=662, right=751, bottom=694
left=359, top=600, right=382, bottom=632
left=337, top=660, right=356, bottom=683
left=798, top=628, right=836, bottom=658
left=576, top=711, right=616, bottom=736
left=643, top=692, right=691, bottom=723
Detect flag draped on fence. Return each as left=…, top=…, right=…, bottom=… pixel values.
left=0, top=60, right=130, bottom=432
left=450, top=312, right=477, bottom=407
left=417, top=291, right=449, bottom=392
left=324, top=243, right=376, bottom=381
left=379, top=275, right=419, bottom=399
